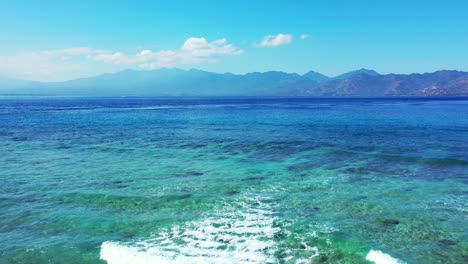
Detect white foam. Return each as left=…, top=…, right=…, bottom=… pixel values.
left=366, top=250, right=403, bottom=264
left=100, top=196, right=299, bottom=264
left=100, top=195, right=323, bottom=263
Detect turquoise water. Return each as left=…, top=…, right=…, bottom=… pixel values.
left=0, top=97, right=467, bottom=264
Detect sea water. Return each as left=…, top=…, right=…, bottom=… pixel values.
left=0, top=97, right=466, bottom=263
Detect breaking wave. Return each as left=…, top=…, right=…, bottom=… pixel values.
left=100, top=195, right=319, bottom=264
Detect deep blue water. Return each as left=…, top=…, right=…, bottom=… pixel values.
left=0, top=97, right=467, bottom=263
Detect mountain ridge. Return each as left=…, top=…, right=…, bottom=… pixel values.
left=1, top=68, right=467, bottom=96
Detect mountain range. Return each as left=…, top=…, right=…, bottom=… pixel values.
left=1, top=68, right=467, bottom=96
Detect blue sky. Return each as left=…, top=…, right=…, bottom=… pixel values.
left=1, top=0, right=468, bottom=81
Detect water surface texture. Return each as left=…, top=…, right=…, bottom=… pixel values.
left=0, top=97, right=467, bottom=263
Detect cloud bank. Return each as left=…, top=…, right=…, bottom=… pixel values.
left=92, top=37, right=243, bottom=69
left=0, top=37, right=243, bottom=81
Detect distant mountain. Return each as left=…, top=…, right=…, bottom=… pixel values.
left=301, top=69, right=380, bottom=84
left=332, top=68, right=380, bottom=80
left=290, top=70, right=468, bottom=96
left=0, top=69, right=315, bottom=96
left=1, top=68, right=467, bottom=97
left=302, top=71, right=330, bottom=83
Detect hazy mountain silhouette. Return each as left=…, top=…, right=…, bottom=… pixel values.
left=332, top=68, right=380, bottom=80
left=302, top=71, right=330, bottom=83
left=1, top=68, right=467, bottom=96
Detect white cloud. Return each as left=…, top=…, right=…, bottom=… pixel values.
left=182, top=37, right=242, bottom=56
left=0, top=38, right=243, bottom=81
left=259, top=34, right=293, bottom=47
left=91, top=37, right=243, bottom=69
left=300, top=34, right=310, bottom=40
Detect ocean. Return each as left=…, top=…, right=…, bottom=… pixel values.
left=0, top=97, right=467, bottom=263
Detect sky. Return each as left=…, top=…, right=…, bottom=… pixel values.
left=0, top=0, right=468, bottom=81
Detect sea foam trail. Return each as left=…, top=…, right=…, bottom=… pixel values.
left=366, top=250, right=403, bottom=264
left=101, top=196, right=294, bottom=264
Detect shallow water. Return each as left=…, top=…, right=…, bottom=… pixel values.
left=0, top=97, right=467, bottom=263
